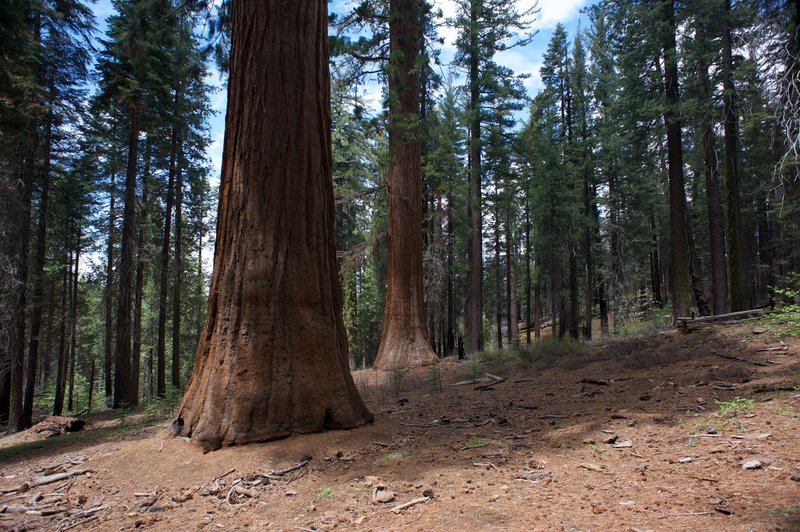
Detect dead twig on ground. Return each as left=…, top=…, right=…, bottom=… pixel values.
left=213, top=468, right=236, bottom=482
left=390, top=496, right=430, bottom=513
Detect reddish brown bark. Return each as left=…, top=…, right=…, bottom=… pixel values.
left=176, top=0, right=372, bottom=449
left=373, top=0, right=437, bottom=370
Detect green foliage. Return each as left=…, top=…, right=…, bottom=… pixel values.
left=714, top=396, right=755, bottom=416
left=314, top=487, right=334, bottom=500
left=380, top=450, right=412, bottom=462
left=463, top=436, right=489, bottom=448
left=762, top=273, right=800, bottom=337
left=617, top=301, right=673, bottom=336
left=530, top=336, right=587, bottom=361
left=143, top=386, right=183, bottom=423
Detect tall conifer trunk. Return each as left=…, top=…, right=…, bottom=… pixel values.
left=67, top=234, right=80, bottom=412
left=104, top=169, right=116, bottom=404
left=172, top=146, right=184, bottom=387
left=53, top=246, right=69, bottom=416
left=373, top=0, right=437, bottom=370
left=23, top=108, right=54, bottom=428
left=113, top=113, right=140, bottom=408
left=177, top=0, right=371, bottom=449
left=157, top=118, right=178, bottom=397
left=662, top=0, right=692, bottom=322
left=722, top=0, right=748, bottom=311
left=505, top=209, right=518, bottom=347
left=696, top=18, right=728, bottom=314
left=494, top=216, right=503, bottom=349
left=132, top=141, right=151, bottom=403
left=466, top=0, right=483, bottom=354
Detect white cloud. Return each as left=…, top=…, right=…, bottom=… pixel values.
left=536, top=0, right=589, bottom=30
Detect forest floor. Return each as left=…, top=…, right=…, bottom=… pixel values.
left=0, top=322, right=799, bottom=531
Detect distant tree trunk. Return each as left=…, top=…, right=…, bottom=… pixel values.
left=524, top=202, right=532, bottom=344
left=494, top=219, right=503, bottom=349
left=598, top=280, right=609, bottom=335
left=696, top=19, right=728, bottom=315
left=132, top=141, right=151, bottom=404
left=373, top=0, right=437, bottom=370
left=568, top=248, right=578, bottom=339
left=583, top=169, right=593, bottom=340
left=67, top=234, right=80, bottom=411
left=23, top=112, right=54, bottom=428
left=87, top=359, right=95, bottom=412
left=662, top=0, right=692, bottom=322
left=686, top=204, right=711, bottom=316
left=649, top=214, right=663, bottom=307
left=533, top=254, right=542, bottom=339
left=113, top=113, right=140, bottom=408
left=445, top=190, right=455, bottom=357
left=722, top=0, right=748, bottom=311
left=505, top=211, right=518, bottom=347
left=172, top=147, right=184, bottom=387
left=466, top=0, right=483, bottom=354
left=104, top=169, right=116, bottom=404
left=7, top=123, right=36, bottom=433
left=43, top=281, right=56, bottom=385
left=176, top=0, right=372, bottom=449
left=157, top=119, right=178, bottom=398
left=53, top=247, right=69, bottom=416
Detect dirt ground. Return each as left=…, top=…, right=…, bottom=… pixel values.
left=1, top=323, right=798, bottom=531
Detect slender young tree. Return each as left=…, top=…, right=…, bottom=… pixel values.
left=176, top=0, right=372, bottom=449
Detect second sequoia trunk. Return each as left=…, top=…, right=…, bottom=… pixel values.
left=372, top=0, right=437, bottom=370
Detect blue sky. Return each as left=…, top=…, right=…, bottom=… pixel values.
left=93, top=0, right=591, bottom=181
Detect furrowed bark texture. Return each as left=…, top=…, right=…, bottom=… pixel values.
left=177, top=0, right=372, bottom=448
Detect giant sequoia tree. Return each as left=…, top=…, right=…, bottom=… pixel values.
left=176, top=0, right=372, bottom=449
left=372, top=0, right=437, bottom=370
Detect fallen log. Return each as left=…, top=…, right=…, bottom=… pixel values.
left=677, top=309, right=764, bottom=332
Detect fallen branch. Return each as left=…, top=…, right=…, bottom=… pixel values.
left=539, top=414, right=570, bottom=419
left=268, top=459, right=310, bottom=477
left=17, top=470, right=92, bottom=491
left=579, top=378, right=611, bottom=386
left=213, top=468, right=236, bottom=482
left=713, top=352, right=770, bottom=367
left=390, top=496, right=430, bottom=513
left=472, top=462, right=498, bottom=470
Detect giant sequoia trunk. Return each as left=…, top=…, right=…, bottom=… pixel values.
left=373, top=0, right=437, bottom=370
left=176, top=0, right=372, bottom=449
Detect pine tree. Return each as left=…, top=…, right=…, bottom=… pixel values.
left=450, top=0, right=535, bottom=353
